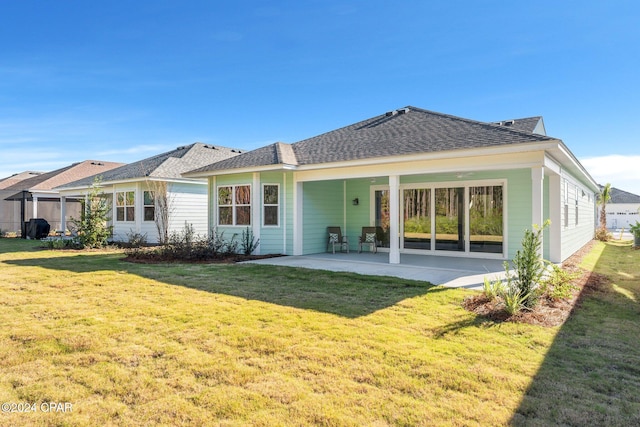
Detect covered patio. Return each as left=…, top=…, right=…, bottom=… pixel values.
left=244, top=252, right=508, bottom=290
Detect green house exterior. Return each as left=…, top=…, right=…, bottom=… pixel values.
left=187, top=107, right=598, bottom=264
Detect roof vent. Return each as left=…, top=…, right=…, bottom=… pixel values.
left=177, top=145, right=185, bottom=150
left=397, top=108, right=409, bottom=115
left=91, top=162, right=104, bottom=166
left=385, top=110, right=398, bottom=117
left=497, top=120, right=515, bottom=127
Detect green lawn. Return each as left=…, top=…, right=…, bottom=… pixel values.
left=0, top=238, right=637, bottom=426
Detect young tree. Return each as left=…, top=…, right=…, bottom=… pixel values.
left=72, top=178, right=112, bottom=248
left=145, top=180, right=172, bottom=245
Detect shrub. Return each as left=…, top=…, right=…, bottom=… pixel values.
left=500, top=285, right=529, bottom=315
left=125, top=231, right=148, bottom=248
left=44, top=238, right=82, bottom=250
left=509, top=221, right=549, bottom=308
left=71, top=179, right=112, bottom=249
left=240, top=227, right=259, bottom=255
left=541, top=263, right=580, bottom=301
left=482, top=277, right=504, bottom=300
left=594, top=227, right=610, bottom=242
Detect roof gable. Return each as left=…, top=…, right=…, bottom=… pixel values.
left=605, top=186, right=640, bottom=204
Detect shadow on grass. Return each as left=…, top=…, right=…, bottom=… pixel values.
left=511, top=242, right=640, bottom=426
left=4, top=253, right=443, bottom=318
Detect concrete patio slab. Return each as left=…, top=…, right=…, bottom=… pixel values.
left=244, top=252, right=508, bottom=290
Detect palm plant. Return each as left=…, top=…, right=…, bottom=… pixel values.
left=596, top=183, right=612, bottom=241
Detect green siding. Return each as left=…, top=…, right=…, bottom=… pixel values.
left=345, top=179, right=372, bottom=251
left=303, top=180, right=344, bottom=254
left=259, top=172, right=286, bottom=255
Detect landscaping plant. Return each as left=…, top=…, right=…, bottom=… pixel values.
left=70, top=178, right=112, bottom=248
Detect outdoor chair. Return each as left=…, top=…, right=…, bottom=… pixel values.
left=326, top=226, right=349, bottom=253
left=358, top=226, right=382, bottom=253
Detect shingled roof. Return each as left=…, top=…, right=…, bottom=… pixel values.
left=494, top=116, right=545, bottom=135
left=0, top=171, right=43, bottom=190
left=188, top=106, right=556, bottom=175
left=59, top=143, right=242, bottom=189
left=601, top=185, right=640, bottom=204
left=3, top=161, right=124, bottom=193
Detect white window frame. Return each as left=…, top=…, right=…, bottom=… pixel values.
left=143, top=190, right=155, bottom=222
left=262, top=183, right=280, bottom=227
left=115, top=190, right=135, bottom=222
left=217, top=184, right=252, bottom=226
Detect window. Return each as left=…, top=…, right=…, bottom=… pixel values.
left=144, top=191, right=155, bottom=221
left=116, top=191, right=135, bottom=222
left=218, top=185, right=251, bottom=226
left=263, top=184, right=279, bottom=226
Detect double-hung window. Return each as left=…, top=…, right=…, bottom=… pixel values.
left=263, top=184, right=279, bottom=226
left=218, top=185, right=251, bottom=225
left=144, top=191, right=155, bottom=221
left=116, top=191, right=135, bottom=222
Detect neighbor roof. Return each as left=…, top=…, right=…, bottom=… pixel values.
left=3, top=161, right=124, bottom=193
left=59, top=143, right=242, bottom=189
left=0, top=171, right=43, bottom=190
left=188, top=106, right=555, bottom=174
left=601, top=185, right=640, bottom=204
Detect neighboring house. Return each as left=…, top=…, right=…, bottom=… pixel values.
left=601, top=185, right=640, bottom=229
left=57, top=143, right=242, bottom=244
left=2, top=162, right=124, bottom=236
left=185, top=106, right=598, bottom=263
left=0, top=171, right=42, bottom=233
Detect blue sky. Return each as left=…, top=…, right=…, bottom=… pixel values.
left=1, top=1, right=639, bottom=194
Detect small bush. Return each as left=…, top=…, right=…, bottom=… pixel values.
left=125, top=231, right=148, bottom=248
left=482, top=277, right=504, bottom=300
left=44, top=238, right=82, bottom=250
left=500, top=285, right=529, bottom=315
left=240, top=227, right=259, bottom=255
left=542, top=263, right=580, bottom=301
left=594, top=227, right=610, bottom=242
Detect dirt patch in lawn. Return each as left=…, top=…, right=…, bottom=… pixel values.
left=462, top=241, right=609, bottom=327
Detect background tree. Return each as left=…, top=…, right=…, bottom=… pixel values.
left=596, top=183, right=612, bottom=241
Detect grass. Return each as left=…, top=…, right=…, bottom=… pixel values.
left=0, top=238, right=637, bottom=425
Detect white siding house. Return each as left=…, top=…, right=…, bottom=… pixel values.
left=57, top=143, right=242, bottom=244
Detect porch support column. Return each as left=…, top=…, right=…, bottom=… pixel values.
left=252, top=173, right=261, bottom=254
left=32, top=195, right=38, bottom=218
left=389, top=174, right=400, bottom=264
left=548, top=174, right=562, bottom=263
left=531, top=167, right=544, bottom=258
left=60, top=196, right=67, bottom=233
left=293, top=177, right=303, bottom=256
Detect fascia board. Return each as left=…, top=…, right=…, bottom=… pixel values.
left=185, top=164, right=297, bottom=178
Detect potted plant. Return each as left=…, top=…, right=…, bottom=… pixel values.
left=630, top=221, right=640, bottom=248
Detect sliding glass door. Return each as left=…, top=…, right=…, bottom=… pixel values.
left=403, top=188, right=431, bottom=250
left=435, top=187, right=465, bottom=251
left=469, top=185, right=503, bottom=253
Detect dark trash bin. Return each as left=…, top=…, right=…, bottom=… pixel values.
left=26, top=218, right=51, bottom=239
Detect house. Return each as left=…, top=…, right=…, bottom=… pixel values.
left=185, top=106, right=598, bottom=264
left=601, top=186, right=640, bottom=229
left=2, top=162, right=124, bottom=236
left=57, top=143, right=242, bottom=244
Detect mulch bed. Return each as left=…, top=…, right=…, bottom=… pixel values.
left=123, top=251, right=284, bottom=264
left=461, top=240, right=609, bottom=327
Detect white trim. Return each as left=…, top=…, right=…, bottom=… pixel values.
left=59, top=177, right=207, bottom=193
left=215, top=183, right=253, bottom=227
left=549, top=174, right=562, bottom=262
left=293, top=177, right=303, bottom=255
left=532, top=167, right=545, bottom=257
left=252, top=173, right=261, bottom=254
left=282, top=173, right=287, bottom=254
left=262, top=183, right=281, bottom=228
left=389, top=175, right=400, bottom=264
left=343, top=180, right=347, bottom=233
